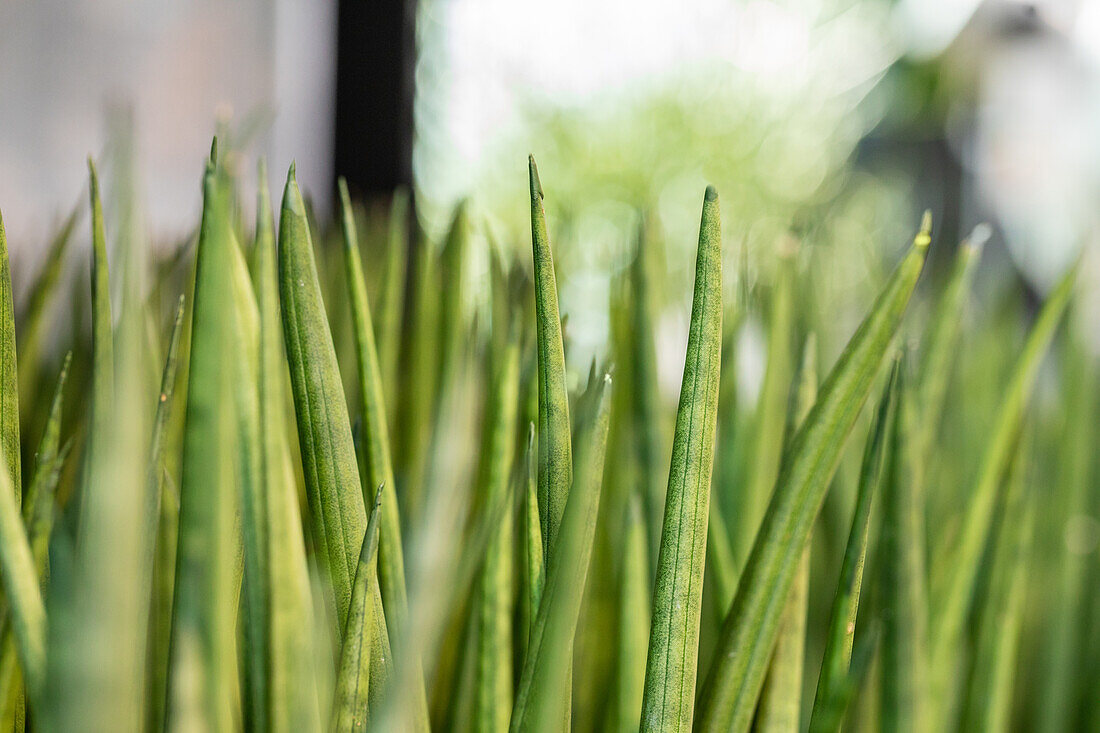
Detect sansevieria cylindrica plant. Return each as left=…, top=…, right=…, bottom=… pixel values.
left=0, top=140, right=1087, bottom=733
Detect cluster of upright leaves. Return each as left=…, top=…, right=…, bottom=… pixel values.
left=0, top=139, right=1091, bottom=733
left=693, top=214, right=933, bottom=732
left=510, top=158, right=607, bottom=733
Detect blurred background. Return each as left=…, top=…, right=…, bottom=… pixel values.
left=2, top=4, right=1100, bottom=729
left=2, top=0, right=1100, bottom=341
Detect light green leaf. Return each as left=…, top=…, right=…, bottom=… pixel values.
left=142, top=296, right=185, bottom=733
left=878, top=359, right=929, bottom=733
left=1035, top=316, right=1095, bottom=733
left=610, top=492, right=651, bottom=733
left=959, top=438, right=1033, bottom=733
left=511, top=372, right=612, bottom=732
left=279, top=164, right=367, bottom=630
left=229, top=220, right=267, bottom=733
left=474, top=334, right=521, bottom=733
left=256, top=160, right=322, bottom=733
left=529, top=156, right=573, bottom=558
left=0, top=455, right=44, bottom=711
left=808, top=359, right=898, bottom=733
left=0, top=206, right=20, bottom=503
left=84, top=159, right=114, bottom=519
left=333, top=486, right=386, bottom=732
left=640, top=186, right=723, bottom=732
left=807, top=624, right=880, bottom=733
left=758, top=334, right=818, bottom=733
left=0, top=355, right=72, bottom=726
left=520, top=423, right=543, bottom=653
left=164, top=157, right=239, bottom=732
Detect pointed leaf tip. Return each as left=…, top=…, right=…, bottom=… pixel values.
left=209, top=136, right=218, bottom=165
left=704, top=185, right=718, bottom=203
left=529, top=155, right=543, bottom=200
left=283, top=164, right=305, bottom=216
left=337, top=177, right=352, bottom=212
left=916, top=210, right=933, bottom=248
left=966, top=223, right=992, bottom=254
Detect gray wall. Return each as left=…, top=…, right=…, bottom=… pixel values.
left=0, top=0, right=336, bottom=254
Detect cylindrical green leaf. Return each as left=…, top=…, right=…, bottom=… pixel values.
left=164, top=158, right=239, bottom=733
left=84, top=159, right=114, bottom=518
left=878, top=361, right=929, bottom=733
left=520, top=423, right=544, bottom=653
left=0, top=209, right=21, bottom=505
left=0, top=457, right=44, bottom=710
left=279, top=165, right=367, bottom=630
left=960, top=439, right=1033, bottom=733
left=529, top=156, right=573, bottom=558
left=474, top=337, right=520, bottom=733
left=610, top=493, right=651, bottom=732
left=256, top=161, right=322, bottom=733
left=511, top=373, right=611, bottom=732
left=758, top=334, right=818, bottom=733
left=808, top=360, right=898, bottom=733
left=640, top=186, right=723, bottom=732
left=333, top=487, right=386, bottom=732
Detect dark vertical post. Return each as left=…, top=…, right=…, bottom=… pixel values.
left=334, top=0, right=417, bottom=199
